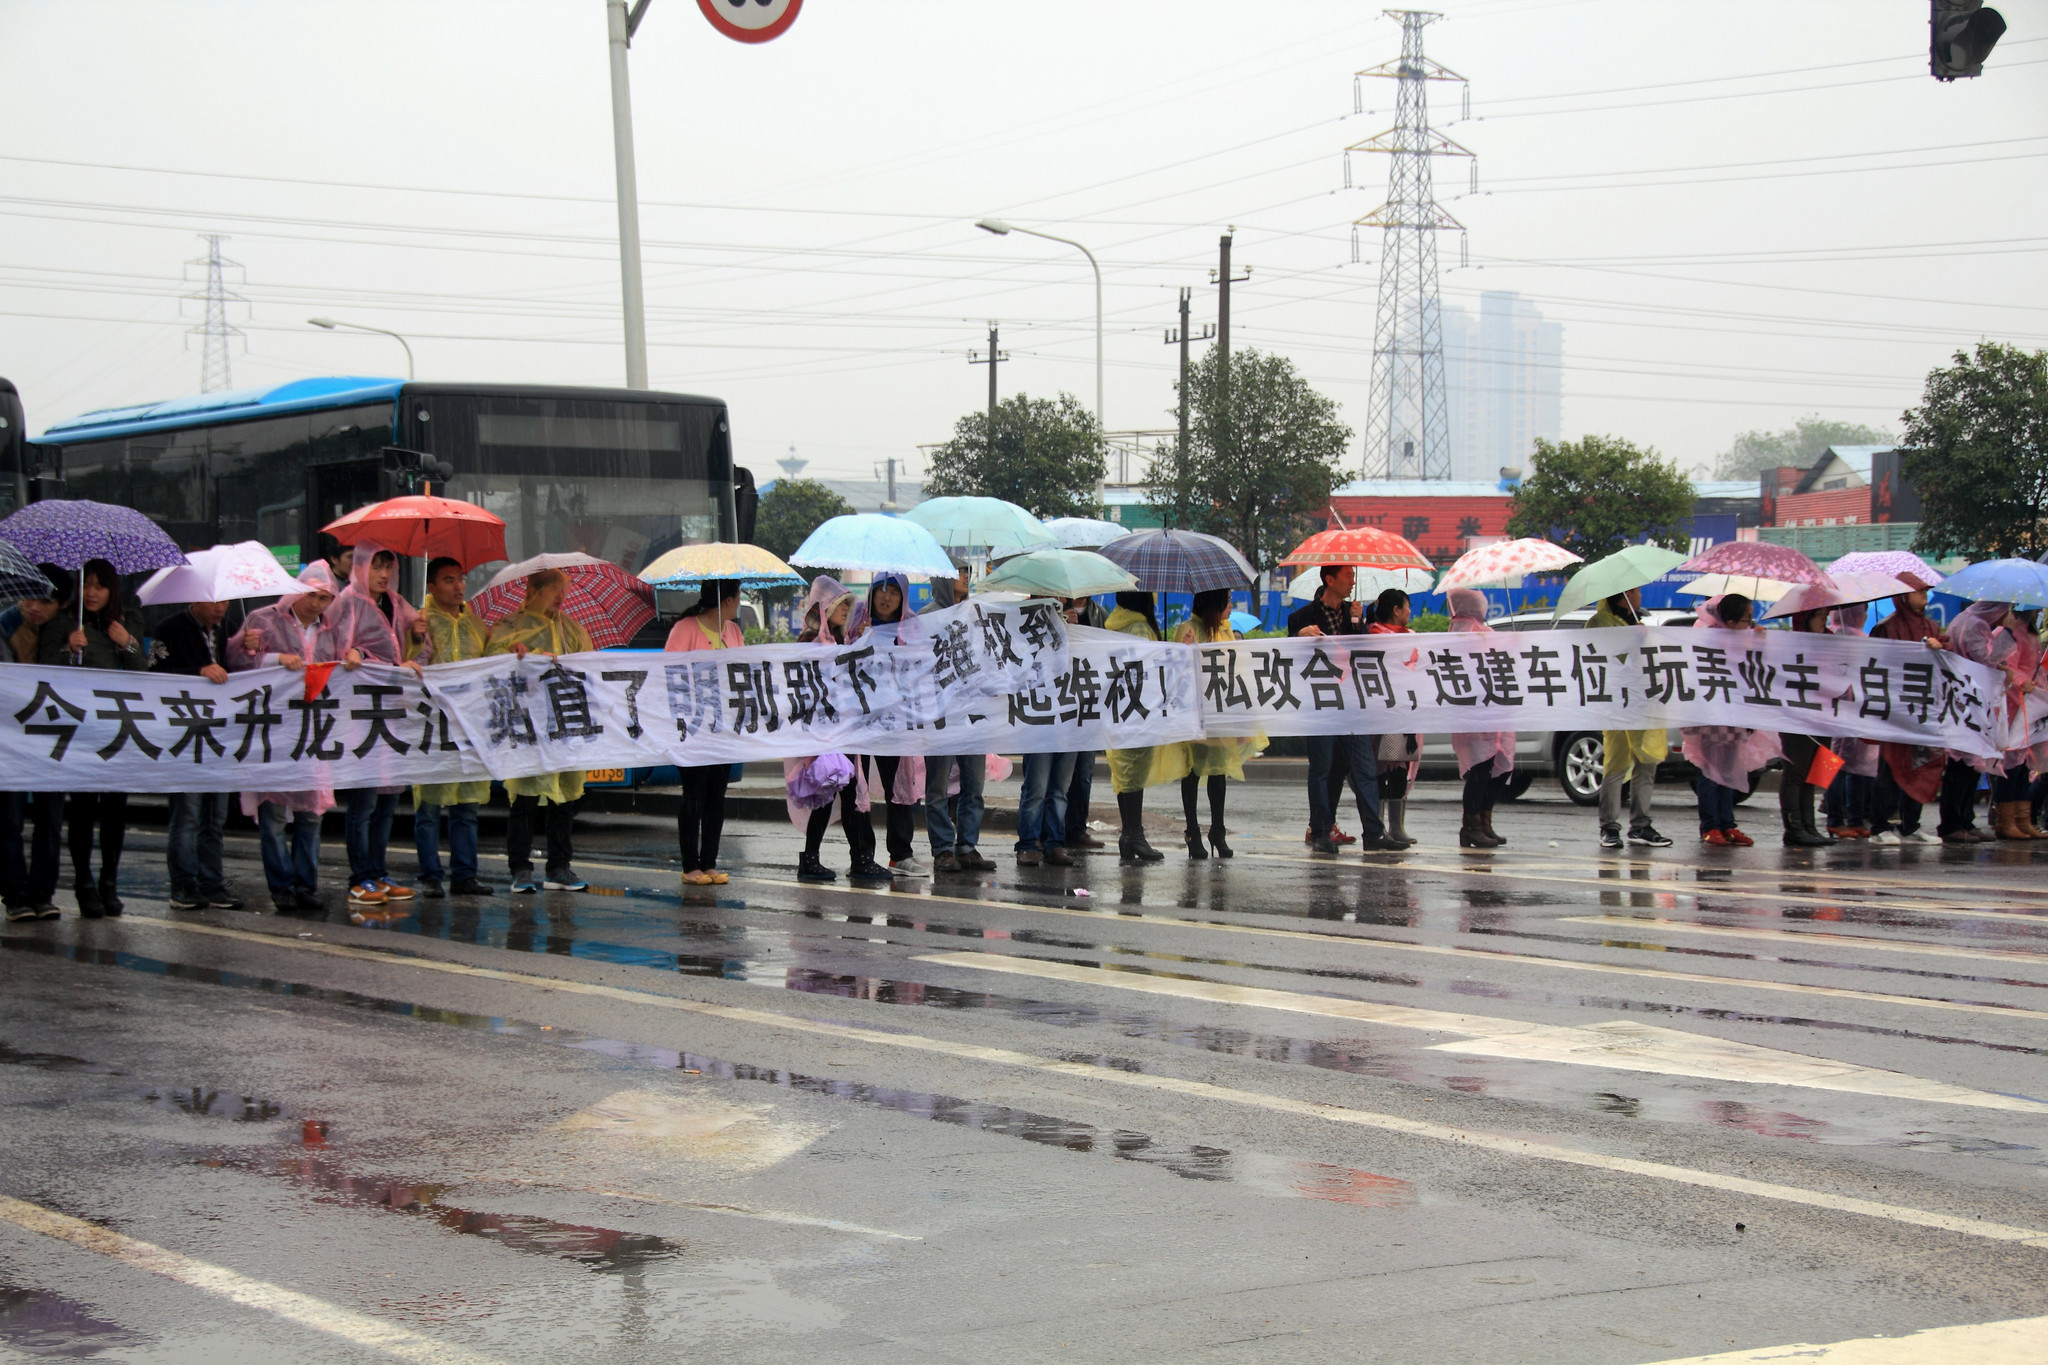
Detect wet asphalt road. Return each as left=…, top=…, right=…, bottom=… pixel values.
left=2, top=784, right=2047, bottom=1363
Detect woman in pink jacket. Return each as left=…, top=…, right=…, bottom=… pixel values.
left=666, top=580, right=743, bottom=884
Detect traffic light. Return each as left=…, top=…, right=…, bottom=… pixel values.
left=1931, top=0, right=2006, bottom=80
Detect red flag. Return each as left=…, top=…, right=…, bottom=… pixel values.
left=1805, top=746, right=1846, bottom=789
left=302, top=663, right=336, bottom=701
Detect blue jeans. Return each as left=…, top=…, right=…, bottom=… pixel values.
left=258, top=802, right=322, bottom=896
left=414, top=802, right=479, bottom=885
left=1695, top=775, right=1737, bottom=833
left=925, top=754, right=986, bottom=854
left=1016, top=751, right=1079, bottom=853
left=167, top=791, right=230, bottom=897
left=1064, top=751, right=1096, bottom=844
left=1307, top=734, right=1383, bottom=839
left=345, top=789, right=397, bottom=885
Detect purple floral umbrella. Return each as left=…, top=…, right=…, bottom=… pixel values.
left=1826, top=550, right=1944, bottom=586
left=0, top=500, right=189, bottom=646
left=1678, top=540, right=1833, bottom=589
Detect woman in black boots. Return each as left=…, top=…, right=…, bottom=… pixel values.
left=1103, top=592, right=1187, bottom=863
left=1172, top=589, right=1264, bottom=858
left=41, top=558, right=143, bottom=916
left=1445, top=589, right=1513, bottom=848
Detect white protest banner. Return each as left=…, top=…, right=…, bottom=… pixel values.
left=1189, top=627, right=2008, bottom=759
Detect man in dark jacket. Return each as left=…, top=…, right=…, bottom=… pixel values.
left=150, top=600, right=245, bottom=911
left=1287, top=565, right=1392, bottom=853
left=0, top=587, right=67, bottom=921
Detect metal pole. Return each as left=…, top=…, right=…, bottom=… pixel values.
left=1177, top=287, right=1191, bottom=460
left=1217, top=232, right=1233, bottom=399
left=987, top=324, right=999, bottom=441
left=606, top=0, right=649, bottom=390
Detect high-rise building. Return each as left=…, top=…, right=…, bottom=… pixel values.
left=1440, top=290, right=1562, bottom=482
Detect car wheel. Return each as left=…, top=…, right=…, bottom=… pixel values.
left=1497, top=770, right=1535, bottom=801
left=1558, top=732, right=1604, bottom=806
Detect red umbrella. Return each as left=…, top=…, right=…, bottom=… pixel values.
left=470, top=552, right=654, bottom=650
left=1281, top=526, right=1432, bottom=570
left=322, top=496, right=507, bottom=568
left=1679, top=541, right=1834, bottom=589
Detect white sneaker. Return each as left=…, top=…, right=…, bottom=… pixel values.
left=1903, top=830, right=1941, bottom=844
left=1867, top=830, right=1901, bottom=845
left=890, top=856, right=929, bottom=878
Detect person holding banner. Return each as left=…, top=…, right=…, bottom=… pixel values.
left=923, top=560, right=992, bottom=875
left=1289, top=565, right=1390, bottom=854
left=409, top=557, right=493, bottom=897
left=1683, top=594, right=1778, bottom=847
left=152, top=596, right=245, bottom=911
left=1105, top=591, right=1184, bottom=863
left=666, top=579, right=743, bottom=885
left=230, top=562, right=342, bottom=914
left=1590, top=589, right=1672, bottom=850
left=1945, top=599, right=2028, bottom=843
left=1998, top=609, right=2045, bottom=840
left=1, top=577, right=69, bottom=922
left=1173, top=589, right=1264, bottom=858
left=1823, top=601, right=1880, bottom=839
left=41, top=559, right=144, bottom=917
left=852, top=573, right=926, bottom=877
left=327, top=543, right=426, bottom=907
left=1365, top=589, right=1419, bottom=848
left=1778, top=606, right=1840, bottom=847
left=1868, top=577, right=1946, bottom=844
left=1061, top=595, right=1108, bottom=854
left=1445, top=589, right=1513, bottom=849
left=486, top=569, right=592, bottom=894
left=788, top=576, right=890, bottom=884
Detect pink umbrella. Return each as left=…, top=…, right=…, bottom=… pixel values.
left=1760, top=571, right=1912, bottom=621
left=1679, top=541, right=1833, bottom=589
left=1436, top=537, right=1582, bottom=591
left=1826, top=550, right=1944, bottom=586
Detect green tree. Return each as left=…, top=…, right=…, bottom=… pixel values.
left=1143, top=347, right=1351, bottom=608
left=924, top=392, right=1106, bottom=518
left=1902, top=341, right=2048, bottom=560
left=1713, top=414, right=1893, bottom=481
left=753, top=477, right=854, bottom=562
left=1505, top=435, right=1694, bottom=564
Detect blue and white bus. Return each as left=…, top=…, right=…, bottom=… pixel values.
left=15, top=376, right=755, bottom=625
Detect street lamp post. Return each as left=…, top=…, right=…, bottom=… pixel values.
left=606, top=0, right=650, bottom=390
left=975, top=218, right=1102, bottom=434
left=307, top=317, right=414, bottom=380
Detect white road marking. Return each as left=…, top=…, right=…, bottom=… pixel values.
left=912, top=951, right=2045, bottom=1112
left=93, top=919, right=2048, bottom=1249
left=712, top=870, right=2048, bottom=1024
left=1565, top=915, right=2048, bottom=969
left=494, top=1178, right=921, bottom=1241
left=1639, top=1311, right=2048, bottom=1363
left=0, top=1195, right=502, bottom=1364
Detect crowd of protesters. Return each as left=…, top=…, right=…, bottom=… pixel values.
left=2, top=558, right=2040, bottom=921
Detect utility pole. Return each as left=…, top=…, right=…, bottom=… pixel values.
left=184, top=234, right=244, bottom=393
left=874, top=455, right=903, bottom=511
left=606, top=0, right=653, bottom=389
left=968, top=323, right=1007, bottom=456
left=1163, top=287, right=1214, bottom=462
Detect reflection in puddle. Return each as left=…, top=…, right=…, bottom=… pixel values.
left=0, top=1042, right=118, bottom=1074
left=0, top=1283, right=149, bottom=1357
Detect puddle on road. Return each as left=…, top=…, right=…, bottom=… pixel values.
left=0, top=1282, right=151, bottom=1356
left=0, top=1041, right=120, bottom=1074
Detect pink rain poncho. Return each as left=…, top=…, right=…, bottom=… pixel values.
left=1680, top=595, right=1782, bottom=791
left=1446, top=589, right=1514, bottom=779
left=851, top=571, right=925, bottom=804
left=231, top=562, right=344, bottom=819
left=783, top=575, right=871, bottom=829
left=1827, top=602, right=1880, bottom=777
left=1948, top=600, right=2027, bottom=773
left=326, top=539, right=422, bottom=666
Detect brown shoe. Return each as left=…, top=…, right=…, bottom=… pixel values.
left=1015, top=849, right=1042, bottom=866
left=1073, top=832, right=1106, bottom=849
left=1994, top=801, right=2029, bottom=841
left=1044, top=845, right=1073, bottom=866
left=961, top=849, right=996, bottom=871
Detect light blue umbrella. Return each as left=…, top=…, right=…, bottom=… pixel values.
left=1937, top=557, right=2048, bottom=608
left=906, top=496, right=1055, bottom=551
left=975, top=547, right=1135, bottom=598
left=790, top=513, right=956, bottom=577
left=1228, top=610, right=1262, bottom=635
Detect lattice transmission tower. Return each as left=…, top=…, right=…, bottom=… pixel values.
left=1348, top=10, right=1473, bottom=480
left=183, top=233, right=245, bottom=392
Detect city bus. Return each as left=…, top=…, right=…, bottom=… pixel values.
left=17, top=376, right=755, bottom=620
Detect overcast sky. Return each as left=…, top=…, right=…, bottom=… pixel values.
left=3, top=0, right=2044, bottom=483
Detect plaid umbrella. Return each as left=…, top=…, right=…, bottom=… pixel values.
left=0, top=500, right=188, bottom=575
left=0, top=537, right=54, bottom=603
left=1281, top=526, right=1432, bottom=570
left=471, top=552, right=655, bottom=649
left=1096, top=529, right=1254, bottom=593
left=1679, top=540, right=1833, bottom=588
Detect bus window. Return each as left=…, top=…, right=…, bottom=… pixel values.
left=62, top=428, right=211, bottom=549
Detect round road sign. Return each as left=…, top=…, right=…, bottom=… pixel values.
left=697, top=0, right=802, bottom=43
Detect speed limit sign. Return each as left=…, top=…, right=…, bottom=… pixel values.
left=697, top=0, right=802, bottom=43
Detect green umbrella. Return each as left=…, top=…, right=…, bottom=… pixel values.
left=1552, top=544, right=1690, bottom=619
left=905, top=496, right=1056, bottom=551
left=974, top=547, right=1136, bottom=599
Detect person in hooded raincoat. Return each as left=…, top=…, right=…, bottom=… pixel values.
left=666, top=579, right=743, bottom=885
left=485, top=568, right=594, bottom=892
left=1171, top=589, right=1266, bottom=859
left=1103, top=591, right=1186, bottom=862
left=2002, top=607, right=2046, bottom=839
left=1682, top=594, right=1780, bottom=847
left=1945, top=599, right=2024, bottom=843
left=228, top=562, right=343, bottom=914
left=1589, top=588, right=1672, bottom=850
left=1822, top=601, right=1881, bottom=839
left=854, top=572, right=926, bottom=876
left=1445, top=589, right=1514, bottom=849
left=1868, top=575, right=1946, bottom=844
left=921, top=560, right=994, bottom=874
left=326, top=540, right=427, bottom=908
left=786, top=576, right=890, bottom=884
left=1778, top=605, right=1837, bottom=847
left=409, top=555, right=493, bottom=897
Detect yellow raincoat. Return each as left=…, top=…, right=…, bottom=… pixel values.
left=1591, top=599, right=1667, bottom=775
left=1105, top=606, right=1190, bottom=794
left=1174, top=617, right=1267, bottom=779
left=413, top=597, right=491, bottom=808
left=485, top=607, right=595, bottom=806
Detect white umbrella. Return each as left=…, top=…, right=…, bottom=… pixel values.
left=136, top=541, right=302, bottom=605
left=1676, top=573, right=1795, bottom=603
